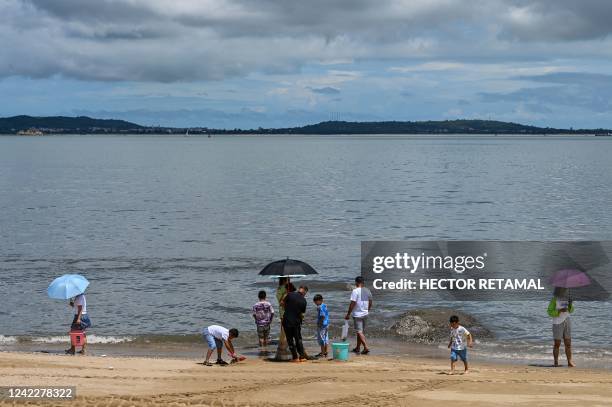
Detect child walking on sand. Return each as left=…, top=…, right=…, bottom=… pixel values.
left=202, top=325, right=240, bottom=366
left=252, top=290, right=274, bottom=354
left=448, top=315, right=473, bottom=374
left=313, top=294, right=329, bottom=358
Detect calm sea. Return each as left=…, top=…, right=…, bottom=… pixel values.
left=1, top=134, right=611, bottom=366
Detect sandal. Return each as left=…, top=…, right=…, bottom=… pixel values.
left=204, top=362, right=213, bottom=366
left=314, top=352, right=328, bottom=358
left=351, top=347, right=361, bottom=354
left=361, top=349, right=370, bottom=355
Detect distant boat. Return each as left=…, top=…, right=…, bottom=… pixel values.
left=17, top=128, right=44, bottom=136
left=594, top=132, right=612, bottom=137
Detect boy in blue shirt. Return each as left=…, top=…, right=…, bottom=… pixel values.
left=313, top=294, right=329, bottom=358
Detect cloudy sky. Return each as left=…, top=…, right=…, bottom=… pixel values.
left=1, top=0, right=612, bottom=128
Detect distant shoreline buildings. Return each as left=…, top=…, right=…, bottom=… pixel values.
left=16, top=128, right=44, bottom=136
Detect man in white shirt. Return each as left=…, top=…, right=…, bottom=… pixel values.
left=344, top=276, right=373, bottom=355
left=202, top=325, right=239, bottom=366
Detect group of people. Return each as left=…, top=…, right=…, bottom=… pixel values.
left=199, top=280, right=577, bottom=372
left=64, top=276, right=576, bottom=370
left=202, top=275, right=373, bottom=364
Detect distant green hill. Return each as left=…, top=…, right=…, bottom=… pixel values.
left=212, top=119, right=611, bottom=134
left=0, top=115, right=143, bottom=133
left=1, top=115, right=610, bottom=135
left=277, top=120, right=567, bottom=134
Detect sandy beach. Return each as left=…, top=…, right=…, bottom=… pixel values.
left=1, top=351, right=611, bottom=407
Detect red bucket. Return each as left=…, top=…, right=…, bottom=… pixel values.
left=69, top=330, right=87, bottom=347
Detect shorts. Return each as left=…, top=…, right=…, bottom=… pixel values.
left=71, top=314, right=92, bottom=331
left=257, top=324, right=271, bottom=340
left=203, top=333, right=223, bottom=350
left=353, top=316, right=367, bottom=333
left=553, top=318, right=571, bottom=340
left=317, top=326, right=329, bottom=346
left=450, top=348, right=467, bottom=362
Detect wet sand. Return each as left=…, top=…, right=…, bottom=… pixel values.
left=1, top=351, right=611, bottom=406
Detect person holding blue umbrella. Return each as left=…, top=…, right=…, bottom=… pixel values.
left=47, top=274, right=92, bottom=355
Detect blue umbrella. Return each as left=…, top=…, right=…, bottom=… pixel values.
left=47, top=274, right=89, bottom=300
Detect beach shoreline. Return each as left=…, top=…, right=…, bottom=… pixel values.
left=1, top=350, right=611, bottom=406
left=3, top=333, right=611, bottom=371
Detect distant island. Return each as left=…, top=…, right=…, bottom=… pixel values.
left=1, top=115, right=143, bottom=134
left=1, top=115, right=611, bottom=135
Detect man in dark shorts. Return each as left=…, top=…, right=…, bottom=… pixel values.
left=282, top=284, right=309, bottom=362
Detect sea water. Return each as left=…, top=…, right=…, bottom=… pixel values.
left=0, top=134, right=611, bottom=367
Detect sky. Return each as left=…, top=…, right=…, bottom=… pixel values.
left=1, top=0, right=612, bottom=129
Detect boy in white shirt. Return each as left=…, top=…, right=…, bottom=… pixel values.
left=448, top=315, right=473, bottom=375
left=202, top=325, right=239, bottom=366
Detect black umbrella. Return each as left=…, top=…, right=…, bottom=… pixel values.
left=258, top=258, right=318, bottom=278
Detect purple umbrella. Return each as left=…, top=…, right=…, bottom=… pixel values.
left=549, top=269, right=591, bottom=288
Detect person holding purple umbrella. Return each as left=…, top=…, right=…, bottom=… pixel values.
left=547, top=268, right=591, bottom=368
left=547, top=287, right=575, bottom=367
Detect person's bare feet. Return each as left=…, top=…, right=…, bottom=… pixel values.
left=568, top=361, right=575, bottom=368
left=463, top=370, right=469, bottom=375
left=448, top=370, right=455, bottom=375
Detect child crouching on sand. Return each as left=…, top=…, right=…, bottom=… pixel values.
left=313, top=294, right=329, bottom=358
left=448, top=315, right=473, bottom=374
left=202, top=325, right=239, bottom=366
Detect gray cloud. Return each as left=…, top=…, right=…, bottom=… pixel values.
left=27, top=0, right=158, bottom=22
left=1, top=0, right=612, bottom=82
left=500, top=0, right=612, bottom=42
left=480, top=72, right=612, bottom=112
left=309, top=86, right=340, bottom=95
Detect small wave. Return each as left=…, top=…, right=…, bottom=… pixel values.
left=0, top=335, right=18, bottom=344
left=35, top=335, right=135, bottom=344
left=0, top=335, right=135, bottom=344
left=130, top=334, right=203, bottom=344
